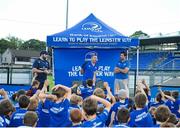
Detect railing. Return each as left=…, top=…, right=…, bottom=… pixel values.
left=0, top=67, right=180, bottom=96
left=0, top=67, right=32, bottom=85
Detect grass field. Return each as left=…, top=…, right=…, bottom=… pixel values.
left=47, top=75, right=54, bottom=91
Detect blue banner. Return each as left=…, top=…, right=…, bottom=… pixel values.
left=0, top=84, right=30, bottom=98
left=53, top=48, right=124, bottom=91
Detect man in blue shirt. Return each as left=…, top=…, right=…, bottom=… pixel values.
left=32, top=51, right=50, bottom=90
left=81, top=54, right=98, bottom=85
left=114, top=52, right=129, bottom=96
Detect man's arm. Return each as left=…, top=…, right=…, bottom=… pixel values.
left=81, top=62, right=87, bottom=74
left=80, top=69, right=84, bottom=74
left=90, top=95, right=111, bottom=111
left=32, top=68, right=44, bottom=74
left=114, top=67, right=129, bottom=74
left=93, top=71, right=97, bottom=86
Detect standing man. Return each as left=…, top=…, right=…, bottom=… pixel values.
left=32, top=51, right=50, bottom=90
left=114, top=52, right=129, bottom=96
left=81, top=54, right=98, bottom=85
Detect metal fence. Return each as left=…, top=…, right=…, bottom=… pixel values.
left=0, top=67, right=180, bottom=96
left=0, top=67, right=32, bottom=85
left=129, top=69, right=180, bottom=96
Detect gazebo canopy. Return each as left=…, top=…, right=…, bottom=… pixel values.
left=47, top=13, right=139, bottom=48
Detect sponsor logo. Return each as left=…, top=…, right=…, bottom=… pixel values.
left=85, top=51, right=98, bottom=61
left=82, top=22, right=102, bottom=32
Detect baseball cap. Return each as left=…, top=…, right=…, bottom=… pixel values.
left=40, top=51, right=49, bottom=56
left=117, top=89, right=127, bottom=99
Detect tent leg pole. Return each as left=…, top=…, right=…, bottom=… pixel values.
left=136, top=47, right=139, bottom=82
left=66, top=0, right=69, bottom=29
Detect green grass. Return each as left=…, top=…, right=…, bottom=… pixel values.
left=47, top=75, right=55, bottom=92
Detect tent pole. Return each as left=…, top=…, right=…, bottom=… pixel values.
left=136, top=47, right=139, bottom=82
left=66, top=0, right=69, bottom=29
left=127, top=49, right=129, bottom=60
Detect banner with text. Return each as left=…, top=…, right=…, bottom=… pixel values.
left=53, top=48, right=124, bottom=91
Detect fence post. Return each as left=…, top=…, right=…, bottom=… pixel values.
left=10, top=67, right=12, bottom=84
left=134, top=70, right=137, bottom=96
left=7, top=67, right=10, bottom=84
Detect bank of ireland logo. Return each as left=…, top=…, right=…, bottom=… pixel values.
left=85, top=51, right=98, bottom=61
left=82, top=22, right=102, bottom=32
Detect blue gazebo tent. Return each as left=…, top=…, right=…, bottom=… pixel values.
left=47, top=13, right=140, bottom=86
left=47, top=13, right=139, bottom=48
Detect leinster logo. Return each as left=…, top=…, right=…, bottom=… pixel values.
left=85, top=51, right=98, bottom=61
left=82, top=22, right=102, bottom=32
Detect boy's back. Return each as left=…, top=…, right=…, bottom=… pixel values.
left=78, top=85, right=94, bottom=99
left=44, top=98, right=72, bottom=127
left=9, top=109, right=27, bottom=127
left=82, top=109, right=109, bottom=127
left=128, top=106, right=153, bottom=127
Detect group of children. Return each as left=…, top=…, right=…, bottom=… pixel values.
left=0, top=78, right=179, bottom=127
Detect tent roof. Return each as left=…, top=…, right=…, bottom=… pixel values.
left=47, top=13, right=139, bottom=48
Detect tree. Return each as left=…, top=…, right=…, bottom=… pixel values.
left=0, top=38, right=16, bottom=54
left=6, top=35, right=24, bottom=48
left=20, top=39, right=46, bottom=51
left=130, top=30, right=149, bottom=38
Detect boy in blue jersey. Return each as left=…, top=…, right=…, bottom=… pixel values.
left=69, top=94, right=83, bottom=111
left=0, top=99, right=14, bottom=127
left=77, top=79, right=95, bottom=99
left=26, top=80, right=40, bottom=97
left=164, top=91, right=174, bottom=111
left=159, top=88, right=176, bottom=113
left=149, top=106, right=157, bottom=125
left=19, top=111, right=38, bottom=128
left=113, top=108, right=130, bottom=128
left=128, top=93, right=154, bottom=127
left=154, top=105, right=171, bottom=127
left=109, top=89, right=129, bottom=126
left=39, top=84, right=72, bottom=127
left=12, top=89, right=26, bottom=110
left=93, top=82, right=116, bottom=104
left=172, top=91, right=180, bottom=118
left=150, top=92, right=164, bottom=108
left=9, top=95, right=30, bottom=127
left=28, top=80, right=50, bottom=127
left=93, top=82, right=116, bottom=114
left=70, top=109, right=83, bottom=127
left=82, top=95, right=111, bottom=127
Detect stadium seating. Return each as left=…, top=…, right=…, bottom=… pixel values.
left=129, top=51, right=180, bottom=70
left=129, top=52, right=167, bottom=69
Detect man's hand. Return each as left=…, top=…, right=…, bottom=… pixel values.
left=44, top=69, right=50, bottom=74
left=114, top=67, right=121, bottom=73
left=0, top=89, right=8, bottom=99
